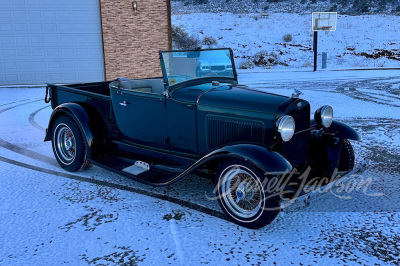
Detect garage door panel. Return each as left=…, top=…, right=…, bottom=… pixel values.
left=0, top=0, right=104, bottom=85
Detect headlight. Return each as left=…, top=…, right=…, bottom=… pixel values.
left=314, top=105, right=333, bottom=128
left=276, top=115, right=295, bottom=142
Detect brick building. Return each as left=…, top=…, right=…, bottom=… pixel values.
left=0, top=0, right=171, bottom=85
left=100, top=0, right=172, bottom=80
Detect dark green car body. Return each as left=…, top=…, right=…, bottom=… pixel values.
left=45, top=48, right=359, bottom=190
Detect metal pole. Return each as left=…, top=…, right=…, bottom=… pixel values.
left=313, top=31, right=318, bottom=72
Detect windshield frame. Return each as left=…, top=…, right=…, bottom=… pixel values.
left=159, top=48, right=238, bottom=90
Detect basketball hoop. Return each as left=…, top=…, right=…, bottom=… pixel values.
left=312, top=12, right=337, bottom=32
left=311, top=12, right=337, bottom=71
left=322, top=26, right=332, bottom=34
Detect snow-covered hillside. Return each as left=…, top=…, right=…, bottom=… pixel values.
left=171, top=0, right=400, bottom=15
left=172, top=12, right=400, bottom=69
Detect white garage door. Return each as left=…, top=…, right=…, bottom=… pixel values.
left=0, top=0, right=105, bottom=85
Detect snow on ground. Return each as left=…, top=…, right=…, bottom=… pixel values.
left=172, top=13, right=400, bottom=69
left=0, top=69, right=400, bottom=265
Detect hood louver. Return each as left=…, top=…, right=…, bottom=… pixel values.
left=207, top=116, right=264, bottom=149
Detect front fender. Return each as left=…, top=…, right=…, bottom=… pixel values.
left=44, top=103, right=94, bottom=154
left=309, top=120, right=360, bottom=177
left=328, top=120, right=360, bottom=141
left=312, top=119, right=360, bottom=141
left=162, top=144, right=293, bottom=186
left=201, top=144, right=292, bottom=176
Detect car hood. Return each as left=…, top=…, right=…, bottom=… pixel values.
left=197, top=85, right=291, bottom=114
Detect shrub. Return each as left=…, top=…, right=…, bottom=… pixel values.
left=263, top=5, right=269, bottom=11
left=194, top=0, right=209, bottom=4
left=360, top=3, right=370, bottom=13
left=172, top=25, right=201, bottom=49
left=329, top=4, right=338, bottom=12
left=202, top=36, right=218, bottom=47
left=252, top=50, right=279, bottom=67
left=338, top=0, right=350, bottom=7
left=239, top=59, right=255, bottom=69
left=352, top=0, right=371, bottom=13
left=378, top=0, right=387, bottom=10
left=283, top=34, right=293, bottom=42
left=239, top=51, right=282, bottom=69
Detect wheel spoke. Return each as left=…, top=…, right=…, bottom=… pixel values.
left=221, top=166, right=263, bottom=219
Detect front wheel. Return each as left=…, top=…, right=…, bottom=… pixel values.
left=215, top=160, right=281, bottom=229
left=52, top=116, right=91, bottom=172
left=338, top=139, right=355, bottom=172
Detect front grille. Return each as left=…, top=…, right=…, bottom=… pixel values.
left=281, top=100, right=310, bottom=169
left=207, top=116, right=264, bottom=149
left=287, top=100, right=310, bottom=133
left=210, top=65, right=225, bottom=71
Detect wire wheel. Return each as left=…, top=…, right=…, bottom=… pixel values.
left=220, top=167, right=263, bottom=219
left=55, top=123, right=76, bottom=163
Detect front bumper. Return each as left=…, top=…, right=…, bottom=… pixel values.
left=280, top=160, right=368, bottom=213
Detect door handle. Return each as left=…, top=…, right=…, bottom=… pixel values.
left=119, top=100, right=129, bottom=106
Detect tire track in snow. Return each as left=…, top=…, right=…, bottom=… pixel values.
left=28, top=105, right=50, bottom=132
left=0, top=100, right=228, bottom=222
left=0, top=155, right=228, bottom=221
left=0, top=99, right=58, bottom=166
left=0, top=138, right=58, bottom=167
left=166, top=202, right=186, bottom=264
left=0, top=98, right=36, bottom=107
left=0, top=99, right=42, bottom=114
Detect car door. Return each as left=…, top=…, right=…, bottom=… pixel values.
left=110, top=86, right=168, bottom=150
left=166, top=96, right=198, bottom=155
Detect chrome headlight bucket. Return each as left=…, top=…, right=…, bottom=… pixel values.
left=276, top=115, right=295, bottom=142
left=314, top=105, right=333, bottom=128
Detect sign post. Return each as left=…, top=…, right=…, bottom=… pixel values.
left=322, top=52, right=327, bottom=69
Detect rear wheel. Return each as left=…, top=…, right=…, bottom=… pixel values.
left=338, top=139, right=355, bottom=172
left=52, top=116, right=90, bottom=172
left=215, top=160, right=281, bottom=229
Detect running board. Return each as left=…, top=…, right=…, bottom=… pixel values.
left=122, top=161, right=150, bottom=175
left=90, top=155, right=185, bottom=186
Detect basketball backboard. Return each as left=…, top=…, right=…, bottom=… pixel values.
left=312, top=12, right=337, bottom=31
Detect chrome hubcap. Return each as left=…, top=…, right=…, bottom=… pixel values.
left=56, top=125, right=76, bottom=162
left=235, top=181, right=255, bottom=203
left=221, top=167, right=263, bottom=219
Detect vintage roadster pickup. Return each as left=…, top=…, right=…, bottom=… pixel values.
left=45, top=48, right=360, bottom=228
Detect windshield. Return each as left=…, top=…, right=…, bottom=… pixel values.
left=161, top=49, right=235, bottom=86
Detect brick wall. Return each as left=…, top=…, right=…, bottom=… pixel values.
left=99, top=0, right=171, bottom=80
